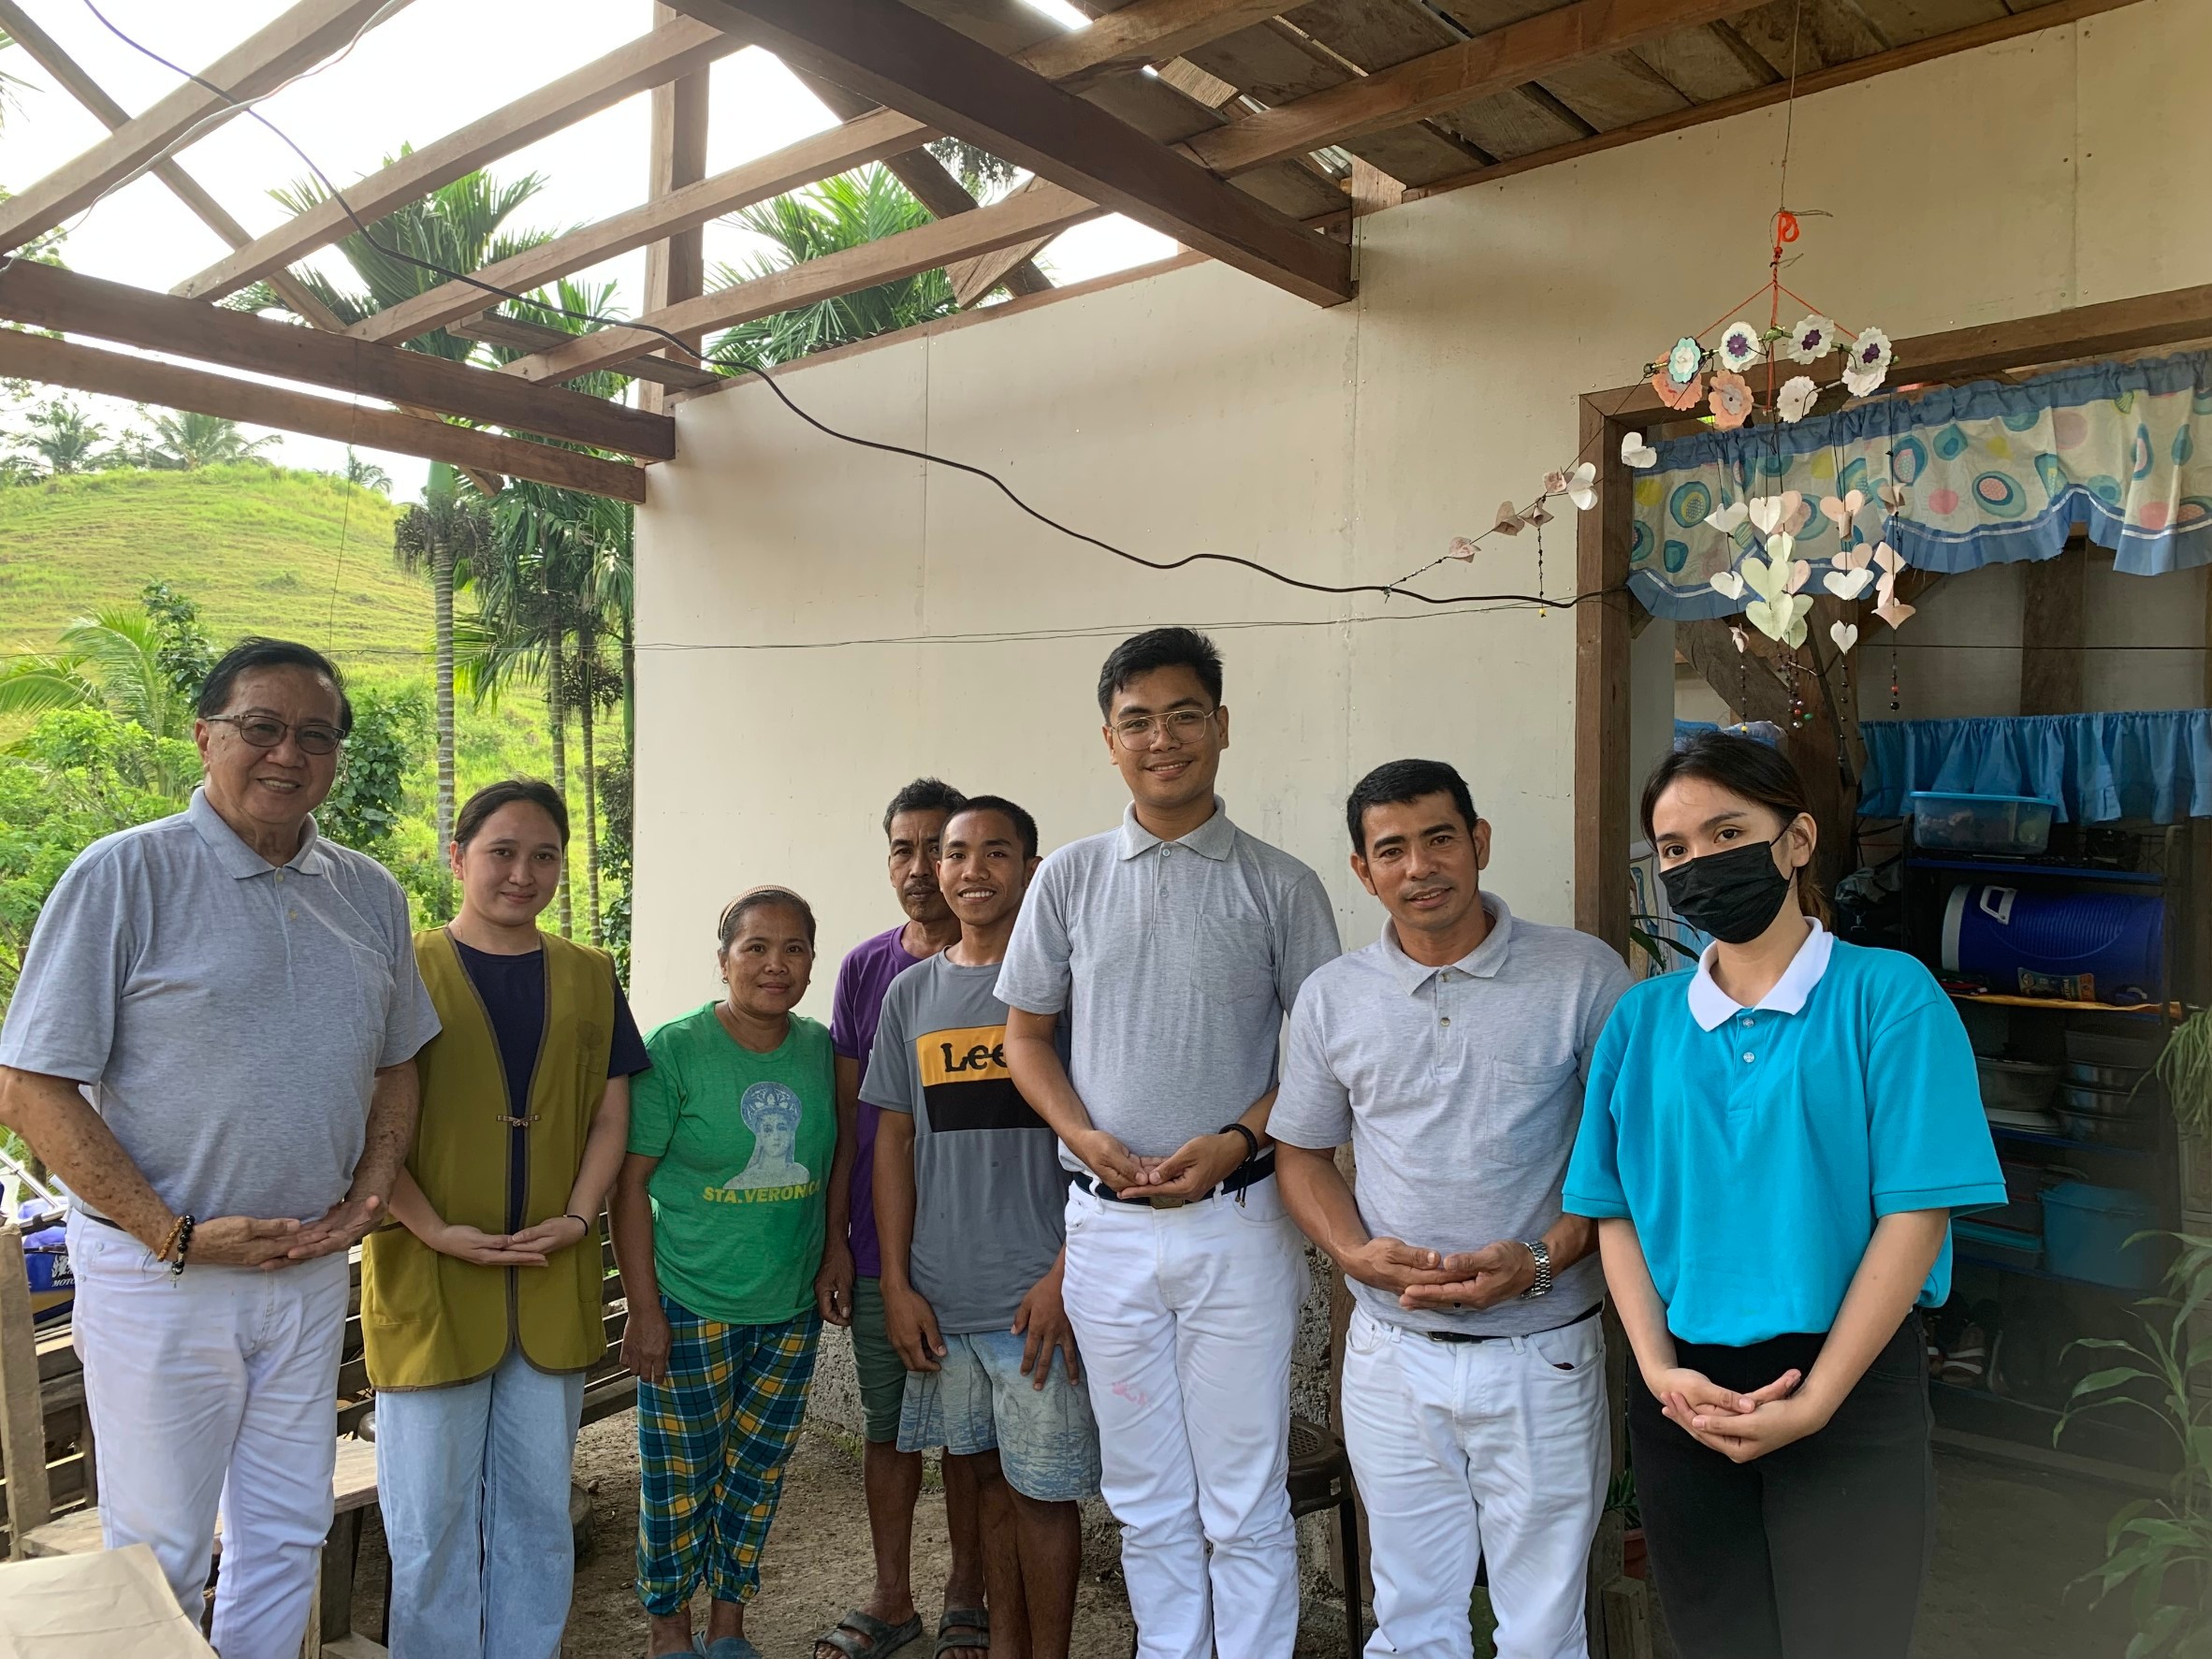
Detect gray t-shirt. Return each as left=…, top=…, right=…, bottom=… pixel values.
left=996, top=799, right=1341, bottom=1173
left=1272, top=895, right=1632, bottom=1336
left=0, top=789, right=441, bottom=1222
left=862, top=953, right=1068, bottom=1334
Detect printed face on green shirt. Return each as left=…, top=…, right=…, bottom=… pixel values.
left=714, top=1080, right=815, bottom=1200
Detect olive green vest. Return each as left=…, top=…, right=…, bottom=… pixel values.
left=362, top=927, right=616, bottom=1390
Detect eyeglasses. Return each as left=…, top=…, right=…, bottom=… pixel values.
left=206, top=713, right=345, bottom=756
left=1112, top=706, right=1218, bottom=749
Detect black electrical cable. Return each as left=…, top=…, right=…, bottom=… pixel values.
left=74, top=0, right=1624, bottom=614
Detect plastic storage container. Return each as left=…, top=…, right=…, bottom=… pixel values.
left=1955, top=1216, right=2045, bottom=1270
left=2041, top=1182, right=2160, bottom=1288
left=1908, top=792, right=2057, bottom=855
left=1976, top=1056, right=2059, bottom=1115
left=1943, top=884, right=2166, bottom=1005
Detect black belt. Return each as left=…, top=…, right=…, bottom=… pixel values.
left=77, top=1209, right=128, bottom=1233
left=1422, top=1301, right=1602, bottom=1344
left=1080, top=1150, right=1274, bottom=1209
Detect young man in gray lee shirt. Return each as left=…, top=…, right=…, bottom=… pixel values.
left=867, top=795, right=1096, bottom=1659
left=998, top=629, right=1341, bottom=1659
left=1274, top=759, right=1631, bottom=1659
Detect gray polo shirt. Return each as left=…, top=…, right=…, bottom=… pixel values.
left=1272, top=895, right=1632, bottom=1336
left=996, top=798, right=1341, bottom=1171
left=0, top=789, right=441, bottom=1222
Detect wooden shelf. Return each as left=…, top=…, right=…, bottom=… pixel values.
left=1949, top=990, right=2180, bottom=1019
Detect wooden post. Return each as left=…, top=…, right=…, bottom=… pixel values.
left=0, top=1225, right=52, bottom=1557
left=2020, top=540, right=2088, bottom=715
left=1574, top=393, right=1633, bottom=956
left=640, top=1, right=712, bottom=414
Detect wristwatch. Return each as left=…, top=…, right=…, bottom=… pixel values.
left=1519, top=1240, right=1553, bottom=1299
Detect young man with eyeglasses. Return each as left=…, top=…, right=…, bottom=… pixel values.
left=0, top=637, right=440, bottom=1657
left=998, top=627, right=1341, bottom=1659
left=1273, top=760, right=1632, bottom=1659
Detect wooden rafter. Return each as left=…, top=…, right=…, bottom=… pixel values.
left=0, top=262, right=676, bottom=460
left=351, top=109, right=933, bottom=347
left=0, top=0, right=413, bottom=254
left=638, top=1, right=715, bottom=409
left=663, top=0, right=1353, bottom=307
left=0, top=330, right=646, bottom=502
left=449, top=315, right=723, bottom=391
left=501, top=180, right=1103, bottom=384
left=1186, top=0, right=1756, bottom=176
left=172, top=17, right=749, bottom=302
left=1012, top=0, right=1291, bottom=90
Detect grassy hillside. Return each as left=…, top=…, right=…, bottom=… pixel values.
left=0, top=465, right=427, bottom=662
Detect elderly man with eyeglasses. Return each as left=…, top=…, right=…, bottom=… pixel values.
left=0, top=636, right=440, bottom=1659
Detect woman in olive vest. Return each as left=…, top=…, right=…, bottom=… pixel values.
left=363, top=779, right=650, bottom=1659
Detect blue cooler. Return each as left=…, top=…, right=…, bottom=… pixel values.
left=2041, top=1182, right=2160, bottom=1288
left=1943, top=884, right=2164, bottom=1005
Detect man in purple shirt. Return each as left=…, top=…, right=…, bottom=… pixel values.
left=817, top=779, right=987, bottom=1659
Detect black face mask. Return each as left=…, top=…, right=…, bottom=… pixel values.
left=1661, top=839, right=1795, bottom=945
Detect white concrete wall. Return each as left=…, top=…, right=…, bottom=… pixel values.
left=635, top=0, right=2212, bottom=1026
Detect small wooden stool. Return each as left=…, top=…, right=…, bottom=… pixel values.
left=1287, top=1416, right=1362, bottom=1659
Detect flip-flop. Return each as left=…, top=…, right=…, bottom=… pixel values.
left=934, top=1607, right=990, bottom=1657
left=702, top=1639, right=764, bottom=1659
left=815, top=1610, right=924, bottom=1659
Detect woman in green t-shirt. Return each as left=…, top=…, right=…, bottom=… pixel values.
left=612, top=887, right=851, bottom=1659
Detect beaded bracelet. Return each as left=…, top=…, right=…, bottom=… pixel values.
left=156, top=1213, right=188, bottom=1265
left=169, top=1214, right=196, bottom=1279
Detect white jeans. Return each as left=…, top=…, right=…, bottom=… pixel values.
left=1060, top=1177, right=1308, bottom=1659
left=66, top=1215, right=350, bottom=1659
left=1340, top=1305, right=1608, bottom=1659
left=375, top=1347, right=587, bottom=1659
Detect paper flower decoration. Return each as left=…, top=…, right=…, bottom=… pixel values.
left=1621, top=431, right=1658, bottom=470
left=1876, top=479, right=1909, bottom=514
left=1706, top=501, right=1749, bottom=535
left=1729, top=624, right=1750, bottom=654
left=1830, top=620, right=1860, bottom=653
left=1718, top=321, right=1764, bottom=372
left=1784, top=314, right=1837, bottom=363
left=1524, top=500, right=1556, bottom=526
left=1564, top=461, right=1597, bottom=510
left=1650, top=368, right=1703, bottom=411
left=1492, top=502, right=1525, bottom=536
left=1872, top=541, right=1915, bottom=628
left=1708, top=371, right=1754, bottom=430
left=1776, top=375, right=1820, bottom=424
left=1447, top=536, right=1480, bottom=560
left=1665, top=336, right=1703, bottom=386
left=1843, top=327, right=1893, bottom=397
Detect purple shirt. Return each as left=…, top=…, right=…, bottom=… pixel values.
left=829, top=924, right=930, bottom=1277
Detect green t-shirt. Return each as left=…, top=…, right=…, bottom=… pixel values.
left=629, top=1004, right=836, bottom=1326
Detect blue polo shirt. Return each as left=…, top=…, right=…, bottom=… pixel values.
left=1564, top=922, right=2003, bottom=1346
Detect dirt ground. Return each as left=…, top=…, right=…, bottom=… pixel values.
left=344, top=1418, right=2136, bottom=1658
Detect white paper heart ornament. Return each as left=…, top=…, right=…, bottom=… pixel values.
left=1765, top=531, right=1797, bottom=566
left=1564, top=461, right=1598, bottom=511
left=1829, top=620, right=1860, bottom=654
left=1706, top=501, right=1749, bottom=535
left=1823, top=567, right=1874, bottom=600
left=1748, top=492, right=1802, bottom=536
left=1621, top=431, right=1658, bottom=470
left=1819, top=490, right=1866, bottom=535
left=1709, top=569, right=1747, bottom=601
left=1739, top=555, right=1790, bottom=604
left=1747, top=592, right=1812, bottom=646
left=1788, top=559, right=1812, bottom=595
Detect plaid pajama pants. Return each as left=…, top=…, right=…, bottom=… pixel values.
left=634, top=1297, right=822, bottom=1615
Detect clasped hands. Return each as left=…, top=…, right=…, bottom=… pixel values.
left=1070, top=1127, right=1250, bottom=1203
left=164, top=1191, right=400, bottom=1271
left=1648, top=1363, right=1830, bottom=1463
left=1345, top=1233, right=1538, bottom=1312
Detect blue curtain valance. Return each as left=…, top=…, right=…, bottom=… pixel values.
left=1857, top=709, right=2212, bottom=823
left=1631, top=353, right=2212, bottom=619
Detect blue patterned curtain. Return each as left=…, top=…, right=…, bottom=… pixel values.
left=1630, top=352, right=2212, bottom=618
left=1858, top=710, right=2212, bottom=822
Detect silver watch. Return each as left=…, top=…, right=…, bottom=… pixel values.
left=1519, top=1240, right=1553, bottom=1299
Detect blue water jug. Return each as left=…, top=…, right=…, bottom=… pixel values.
left=1942, top=884, right=2164, bottom=1005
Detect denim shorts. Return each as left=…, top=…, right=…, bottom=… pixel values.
left=896, top=1330, right=1101, bottom=1502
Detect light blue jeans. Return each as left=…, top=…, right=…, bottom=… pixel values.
left=375, top=1347, right=587, bottom=1659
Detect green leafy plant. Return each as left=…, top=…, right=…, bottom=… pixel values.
left=2156, top=1009, right=2212, bottom=1142
left=320, top=684, right=430, bottom=860
left=2059, top=1232, right=2212, bottom=1656
left=1604, top=1468, right=1641, bottom=1529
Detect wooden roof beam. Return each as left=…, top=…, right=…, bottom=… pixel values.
left=1012, top=0, right=1292, bottom=91
left=501, top=180, right=1103, bottom=384
left=662, top=0, right=1352, bottom=307
left=0, top=262, right=676, bottom=460
left=0, top=0, right=413, bottom=254
left=0, top=330, right=646, bottom=502
left=448, top=314, right=723, bottom=390
left=1186, top=0, right=1763, bottom=176
left=351, top=109, right=932, bottom=347
left=173, top=17, right=749, bottom=302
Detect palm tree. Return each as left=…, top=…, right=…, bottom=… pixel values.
left=392, top=461, right=491, bottom=851
left=141, top=409, right=281, bottom=470
left=231, top=158, right=557, bottom=361
left=345, top=448, right=392, bottom=493
left=10, top=398, right=107, bottom=474
left=708, top=167, right=962, bottom=371
left=0, top=610, right=198, bottom=795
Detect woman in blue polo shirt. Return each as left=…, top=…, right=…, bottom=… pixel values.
left=1565, top=733, right=2002, bottom=1659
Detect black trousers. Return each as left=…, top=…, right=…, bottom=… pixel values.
left=1629, top=1315, right=1935, bottom=1659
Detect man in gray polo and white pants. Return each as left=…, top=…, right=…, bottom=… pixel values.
left=0, top=639, right=438, bottom=1659
left=1275, top=759, right=1631, bottom=1659
left=1001, top=628, right=1339, bottom=1659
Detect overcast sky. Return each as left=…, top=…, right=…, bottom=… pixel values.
left=1, top=0, right=1172, bottom=498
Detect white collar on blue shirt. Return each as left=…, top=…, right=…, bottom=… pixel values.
left=1686, top=917, right=1834, bottom=1030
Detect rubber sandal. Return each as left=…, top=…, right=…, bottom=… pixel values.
left=1942, top=1321, right=1987, bottom=1385
left=935, top=1607, right=990, bottom=1657
left=815, top=1610, right=924, bottom=1659
left=702, top=1640, right=763, bottom=1659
